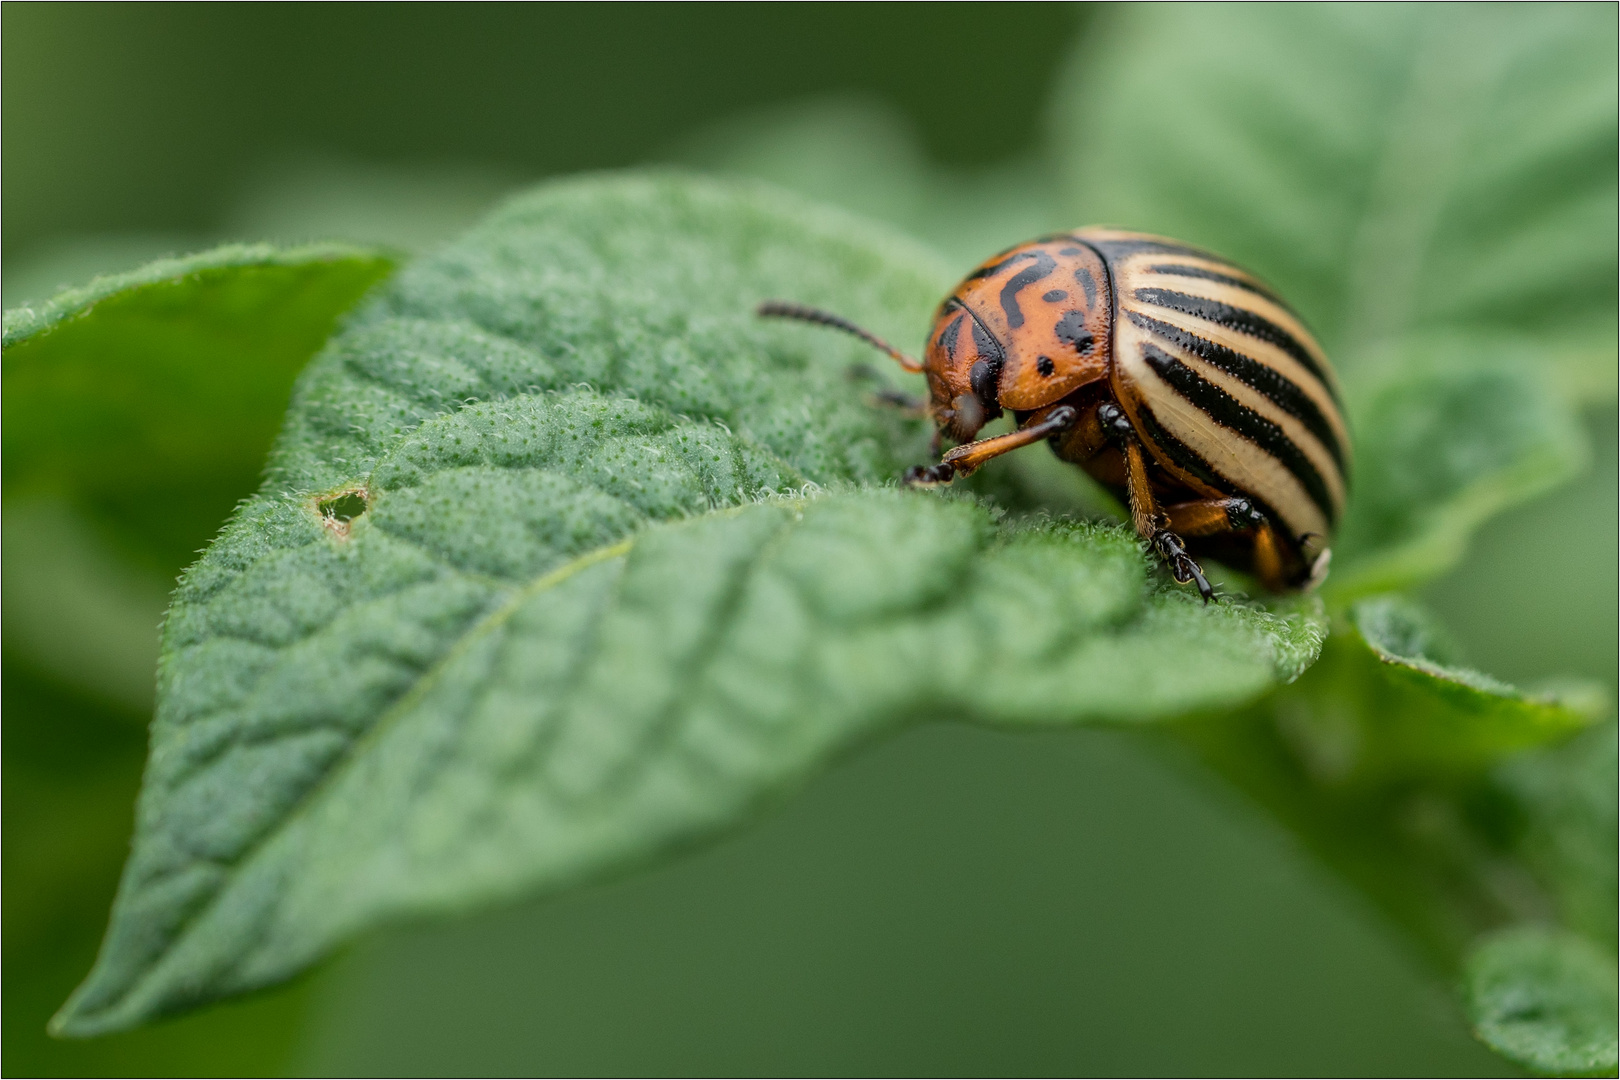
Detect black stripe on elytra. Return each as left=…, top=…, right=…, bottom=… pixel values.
left=1132, top=287, right=1338, bottom=401
left=1145, top=263, right=1289, bottom=311
left=1129, top=402, right=1229, bottom=492
left=936, top=313, right=964, bottom=359
left=1141, top=344, right=1338, bottom=524
left=999, top=250, right=1057, bottom=329
left=1128, top=311, right=1345, bottom=470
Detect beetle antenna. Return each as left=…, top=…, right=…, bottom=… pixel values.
left=757, top=300, right=923, bottom=372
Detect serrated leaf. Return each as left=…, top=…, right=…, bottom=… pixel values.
left=1464, top=926, right=1618, bottom=1076
left=1053, top=3, right=1617, bottom=401
left=54, top=174, right=1325, bottom=1036
left=3, top=243, right=395, bottom=571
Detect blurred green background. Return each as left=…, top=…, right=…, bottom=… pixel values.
left=3, top=4, right=1612, bottom=1075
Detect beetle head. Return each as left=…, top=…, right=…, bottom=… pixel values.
left=922, top=300, right=1006, bottom=442
left=927, top=237, right=1112, bottom=435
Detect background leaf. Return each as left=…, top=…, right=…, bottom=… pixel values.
left=1495, top=722, right=1620, bottom=956
left=3, top=243, right=394, bottom=573
left=1328, top=350, right=1587, bottom=597
left=1050, top=4, right=1616, bottom=597
left=1053, top=3, right=1618, bottom=402
left=1464, top=925, right=1618, bottom=1076
left=54, top=174, right=1325, bottom=1036
left=1178, top=595, right=1605, bottom=969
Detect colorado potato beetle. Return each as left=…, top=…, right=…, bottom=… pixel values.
left=760, top=229, right=1348, bottom=600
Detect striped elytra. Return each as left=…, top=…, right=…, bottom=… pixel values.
left=758, top=229, right=1350, bottom=599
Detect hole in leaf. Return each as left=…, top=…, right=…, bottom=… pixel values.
left=314, top=487, right=369, bottom=540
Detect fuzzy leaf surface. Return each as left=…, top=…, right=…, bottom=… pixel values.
left=1464, top=926, right=1618, bottom=1076
left=3, top=244, right=395, bottom=571
left=54, top=175, right=1326, bottom=1036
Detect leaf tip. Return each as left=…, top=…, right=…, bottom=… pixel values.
left=1465, top=926, right=1618, bottom=1076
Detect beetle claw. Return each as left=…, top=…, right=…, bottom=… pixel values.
left=1151, top=530, right=1216, bottom=603
left=1182, top=557, right=1215, bottom=603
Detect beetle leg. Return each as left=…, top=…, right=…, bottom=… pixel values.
left=1121, top=438, right=1215, bottom=602
left=1160, top=497, right=1267, bottom=538
left=1151, top=529, right=1215, bottom=603
left=903, top=405, right=1078, bottom=486
left=1161, top=498, right=1311, bottom=593
left=1250, top=520, right=1290, bottom=594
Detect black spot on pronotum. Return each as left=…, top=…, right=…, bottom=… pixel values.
left=1074, top=267, right=1098, bottom=308
left=1054, top=311, right=1095, bottom=354
left=1042, top=289, right=1068, bottom=303
left=316, top=487, right=369, bottom=540
left=999, top=251, right=1057, bottom=328
left=1037, top=356, right=1056, bottom=377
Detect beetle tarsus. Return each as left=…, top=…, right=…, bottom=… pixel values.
left=1152, top=529, right=1215, bottom=603
left=903, top=462, right=957, bottom=487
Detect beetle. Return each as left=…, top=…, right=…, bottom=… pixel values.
left=759, top=229, right=1348, bottom=600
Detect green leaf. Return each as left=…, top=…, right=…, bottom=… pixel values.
left=1, top=665, right=312, bottom=1076
left=1345, top=596, right=1604, bottom=765
left=1050, top=5, right=1615, bottom=595
left=1464, top=926, right=1618, bottom=1076
left=54, top=174, right=1325, bottom=1036
left=1053, top=3, right=1617, bottom=401
left=1177, top=595, right=1602, bottom=964
left=1496, top=722, right=1619, bottom=954
left=3, top=243, right=395, bottom=572
left=1327, top=349, right=1587, bottom=597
